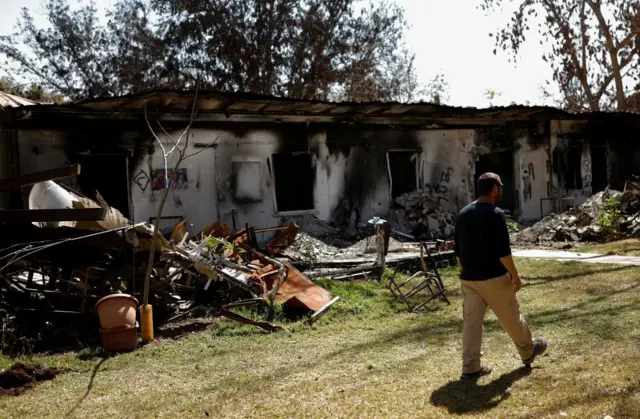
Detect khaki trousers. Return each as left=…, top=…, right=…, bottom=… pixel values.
left=461, top=273, right=533, bottom=374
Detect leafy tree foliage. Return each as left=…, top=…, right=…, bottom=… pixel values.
left=481, top=0, right=640, bottom=111
left=1, top=0, right=421, bottom=102
left=425, top=73, right=449, bottom=105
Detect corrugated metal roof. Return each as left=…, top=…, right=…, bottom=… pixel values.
left=69, top=90, right=565, bottom=116
left=8, top=89, right=640, bottom=123
left=0, top=91, right=39, bottom=109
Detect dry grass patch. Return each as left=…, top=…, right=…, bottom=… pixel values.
left=1, top=259, right=640, bottom=418
left=572, top=238, right=640, bottom=257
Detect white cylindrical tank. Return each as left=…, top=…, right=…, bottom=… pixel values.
left=28, top=181, right=77, bottom=228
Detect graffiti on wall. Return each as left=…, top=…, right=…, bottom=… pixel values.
left=133, top=169, right=150, bottom=192
left=152, top=168, right=189, bottom=191
left=440, top=167, right=453, bottom=183
left=581, top=151, right=592, bottom=196
left=424, top=167, right=453, bottom=204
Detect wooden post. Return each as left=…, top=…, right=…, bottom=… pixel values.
left=368, top=217, right=387, bottom=272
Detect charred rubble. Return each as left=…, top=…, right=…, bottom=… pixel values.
left=515, top=186, right=640, bottom=244
left=390, top=191, right=457, bottom=239
left=0, top=167, right=456, bottom=353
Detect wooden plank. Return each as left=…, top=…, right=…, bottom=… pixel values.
left=0, top=208, right=106, bottom=222
left=0, top=165, right=80, bottom=190
left=306, top=297, right=341, bottom=325
left=0, top=226, right=131, bottom=248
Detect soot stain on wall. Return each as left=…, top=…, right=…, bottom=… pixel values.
left=275, top=123, right=313, bottom=153
left=326, top=126, right=421, bottom=227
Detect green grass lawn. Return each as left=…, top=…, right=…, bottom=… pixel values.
left=2, top=259, right=640, bottom=418
left=571, top=238, right=640, bottom=257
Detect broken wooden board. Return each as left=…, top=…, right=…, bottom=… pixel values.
left=0, top=208, right=107, bottom=222
left=306, top=297, right=341, bottom=325
left=0, top=165, right=80, bottom=191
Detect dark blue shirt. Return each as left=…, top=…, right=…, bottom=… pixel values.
left=453, top=202, right=511, bottom=281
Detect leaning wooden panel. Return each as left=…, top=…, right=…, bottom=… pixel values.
left=0, top=165, right=80, bottom=191
left=0, top=208, right=106, bottom=222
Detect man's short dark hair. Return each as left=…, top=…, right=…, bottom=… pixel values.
left=477, top=172, right=503, bottom=196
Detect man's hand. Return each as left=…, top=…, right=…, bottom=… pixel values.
left=500, top=255, right=522, bottom=293
left=511, top=274, right=522, bottom=293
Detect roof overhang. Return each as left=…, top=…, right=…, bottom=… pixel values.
left=5, top=89, right=637, bottom=129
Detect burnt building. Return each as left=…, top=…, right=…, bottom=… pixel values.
left=0, top=90, right=637, bottom=233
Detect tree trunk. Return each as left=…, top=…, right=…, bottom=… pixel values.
left=142, top=184, right=172, bottom=306
left=586, top=0, right=627, bottom=110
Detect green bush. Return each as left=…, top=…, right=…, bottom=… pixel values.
left=597, top=196, right=623, bottom=240
left=505, top=216, right=519, bottom=233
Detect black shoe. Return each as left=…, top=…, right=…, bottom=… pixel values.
left=460, top=366, right=492, bottom=381
left=523, top=338, right=548, bottom=367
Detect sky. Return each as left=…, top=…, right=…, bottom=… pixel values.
left=0, top=0, right=554, bottom=108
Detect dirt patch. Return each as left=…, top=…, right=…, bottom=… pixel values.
left=0, top=363, right=63, bottom=397
left=156, top=318, right=216, bottom=340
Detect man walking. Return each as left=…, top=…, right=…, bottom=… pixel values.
left=454, top=172, right=547, bottom=380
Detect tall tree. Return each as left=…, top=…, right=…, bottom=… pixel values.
left=481, top=0, right=640, bottom=111
left=0, top=0, right=420, bottom=102
left=425, top=73, right=449, bottom=105
left=0, top=0, right=164, bottom=99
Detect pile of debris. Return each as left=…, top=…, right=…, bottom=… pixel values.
left=515, top=188, right=640, bottom=243
left=1, top=217, right=339, bottom=336
left=391, top=191, right=456, bottom=238
left=0, top=165, right=457, bottom=352
left=284, top=232, right=419, bottom=265
left=0, top=175, right=343, bottom=351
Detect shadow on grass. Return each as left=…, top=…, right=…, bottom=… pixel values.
left=522, top=265, right=634, bottom=287
left=525, top=380, right=640, bottom=418
left=65, top=355, right=109, bottom=417
left=202, top=280, right=636, bottom=395
left=195, top=268, right=639, bottom=394
left=76, top=348, right=109, bottom=361
left=430, top=367, right=532, bottom=414
left=305, top=281, right=636, bottom=380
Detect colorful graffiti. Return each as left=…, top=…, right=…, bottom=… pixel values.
left=151, top=168, right=189, bottom=191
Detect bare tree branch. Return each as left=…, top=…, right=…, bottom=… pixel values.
left=542, top=0, right=597, bottom=109
left=585, top=0, right=628, bottom=109
left=156, top=121, right=180, bottom=150
left=182, top=137, right=219, bottom=160
left=595, top=54, right=636, bottom=101
left=145, top=105, right=171, bottom=189
left=485, top=0, right=640, bottom=111
left=617, top=31, right=638, bottom=51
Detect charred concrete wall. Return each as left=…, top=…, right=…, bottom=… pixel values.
left=549, top=121, right=593, bottom=207
left=600, top=119, right=640, bottom=191
left=514, top=133, right=549, bottom=221
left=15, top=117, right=606, bottom=230
left=128, top=125, right=477, bottom=232
left=15, top=128, right=139, bottom=217
left=476, top=120, right=594, bottom=222
left=510, top=120, right=594, bottom=221
left=17, top=130, right=69, bottom=174
left=15, top=130, right=87, bottom=208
